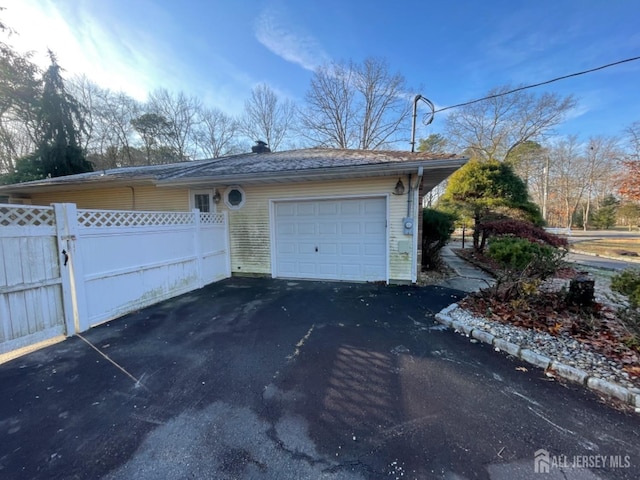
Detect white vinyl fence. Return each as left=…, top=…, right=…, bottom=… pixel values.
left=1, top=204, right=230, bottom=354
left=0, top=206, right=66, bottom=354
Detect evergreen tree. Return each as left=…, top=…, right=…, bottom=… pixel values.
left=591, top=195, right=619, bottom=230
left=37, top=51, right=92, bottom=177
left=5, top=51, right=92, bottom=182
left=439, top=158, right=542, bottom=251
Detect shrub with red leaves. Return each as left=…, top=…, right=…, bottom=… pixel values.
left=480, top=219, right=568, bottom=248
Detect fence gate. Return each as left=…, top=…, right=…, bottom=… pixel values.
left=0, top=205, right=68, bottom=355
left=1, top=203, right=231, bottom=357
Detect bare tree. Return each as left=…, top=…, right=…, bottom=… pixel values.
left=580, top=136, right=621, bottom=229
left=196, top=107, right=241, bottom=158
left=240, top=83, right=295, bottom=152
left=626, top=121, right=640, bottom=160
left=149, top=89, right=201, bottom=160
left=445, top=86, right=576, bottom=161
left=300, top=57, right=410, bottom=150
left=548, top=136, right=589, bottom=228
left=69, top=77, right=141, bottom=169
left=97, top=90, right=140, bottom=167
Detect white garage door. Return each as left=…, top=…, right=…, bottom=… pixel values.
left=273, top=197, right=387, bottom=281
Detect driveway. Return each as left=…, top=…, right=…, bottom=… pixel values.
left=0, top=278, right=638, bottom=479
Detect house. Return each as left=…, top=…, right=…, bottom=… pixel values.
left=0, top=147, right=467, bottom=284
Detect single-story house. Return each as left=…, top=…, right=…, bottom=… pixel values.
left=0, top=147, right=467, bottom=284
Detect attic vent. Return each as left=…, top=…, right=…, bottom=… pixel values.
left=251, top=140, right=271, bottom=154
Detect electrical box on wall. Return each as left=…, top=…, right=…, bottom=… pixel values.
left=403, top=217, right=414, bottom=235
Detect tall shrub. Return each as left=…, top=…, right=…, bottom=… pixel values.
left=422, top=208, right=456, bottom=270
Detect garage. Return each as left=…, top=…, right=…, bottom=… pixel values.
left=273, top=197, right=387, bottom=281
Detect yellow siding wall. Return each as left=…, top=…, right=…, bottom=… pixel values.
left=28, top=185, right=190, bottom=211
left=218, top=177, right=417, bottom=282
left=23, top=177, right=418, bottom=281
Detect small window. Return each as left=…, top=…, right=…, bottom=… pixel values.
left=194, top=193, right=211, bottom=213
left=224, top=186, right=245, bottom=210
left=191, top=189, right=217, bottom=213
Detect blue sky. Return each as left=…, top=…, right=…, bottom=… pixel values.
left=3, top=0, right=639, bottom=146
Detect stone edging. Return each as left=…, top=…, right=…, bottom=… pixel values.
left=435, top=303, right=640, bottom=413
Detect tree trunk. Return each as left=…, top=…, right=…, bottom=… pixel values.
left=472, top=212, right=481, bottom=251
left=583, top=193, right=591, bottom=231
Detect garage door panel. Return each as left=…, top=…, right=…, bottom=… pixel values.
left=318, top=222, right=338, bottom=235
left=277, top=204, right=296, bottom=216
left=298, top=262, right=317, bottom=274
left=278, top=242, right=296, bottom=254
left=318, top=202, right=338, bottom=215
left=297, top=223, right=316, bottom=235
left=340, top=264, right=361, bottom=276
left=365, top=221, right=385, bottom=234
left=318, top=263, right=338, bottom=275
left=363, top=265, right=384, bottom=277
left=274, top=197, right=386, bottom=281
left=296, top=203, right=315, bottom=215
left=278, top=261, right=296, bottom=274
left=364, top=199, right=386, bottom=214
left=298, top=243, right=318, bottom=254
left=340, top=201, right=361, bottom=215
left=278, top=223, right=295, bottom=235
left=364, top=243, right=385, bottom=255
left=340, top=223, right=361, bottom=235
left=319, top=243, right=338, bottom=254
left=341, top=244, right=360, bottom=255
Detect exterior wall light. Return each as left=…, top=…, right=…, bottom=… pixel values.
left=393, top=178, right=405, bottom=195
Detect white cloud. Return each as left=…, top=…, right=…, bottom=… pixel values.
left=255, top=7, right=330, bottom=71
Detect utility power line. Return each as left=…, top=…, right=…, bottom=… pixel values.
left=433, top=56, right=640, bottom=114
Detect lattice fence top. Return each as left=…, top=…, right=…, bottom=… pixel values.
left=77, top=209, right=195, bottom=228
left=200, top=212, right=225, bottom=225
left=0, top=205, right=55, bottom=227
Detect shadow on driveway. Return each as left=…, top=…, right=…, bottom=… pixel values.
left=0, top=277, right=638, bottom=479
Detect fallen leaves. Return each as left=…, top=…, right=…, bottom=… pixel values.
left=461, top=288, right=640, bottom=382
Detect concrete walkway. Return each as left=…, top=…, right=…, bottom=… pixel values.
left=438, top=241, right=495, bottom=292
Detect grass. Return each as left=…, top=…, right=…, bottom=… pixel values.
left=572, top=238, right=640, bottom=259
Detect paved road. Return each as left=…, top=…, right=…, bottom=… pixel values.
left=565, top=252, right=635, bottom=271
left=0, top=278, right=638, bottom=479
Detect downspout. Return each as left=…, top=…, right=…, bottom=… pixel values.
left=127, top=186, right=136, bottom=210
left=411, top=167, right=424, bottom=283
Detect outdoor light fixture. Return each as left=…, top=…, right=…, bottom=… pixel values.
left=393, top=178, right=405, bottom=195
left=213, top=190, right=222, bottom=204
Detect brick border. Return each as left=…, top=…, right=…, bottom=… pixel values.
left=435, top=304, right=640, bottom=413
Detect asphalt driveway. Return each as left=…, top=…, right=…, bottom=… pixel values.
left=0, top=277, right=638, bottom=479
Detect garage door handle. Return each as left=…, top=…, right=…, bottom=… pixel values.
left=315, top=247, right=318, bottom=252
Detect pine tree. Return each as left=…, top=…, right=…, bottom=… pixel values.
left=7, top=51, right=92, bottom=182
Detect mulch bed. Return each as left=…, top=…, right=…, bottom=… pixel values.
left=453, top=248, right=640, bottom=381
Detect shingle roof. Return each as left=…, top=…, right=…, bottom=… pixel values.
left=0, top=148, right=467, bottom=192
left=165, top=148, right=462, bottom=180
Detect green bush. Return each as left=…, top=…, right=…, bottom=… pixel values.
left=488, top=237, right=555, bottom=271
left=422, top=208, right=456, bottom=270
left=611, top=269, right=640, bottom=307
left=486, top=236, right=566, bottom=301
